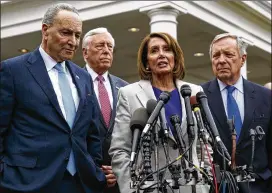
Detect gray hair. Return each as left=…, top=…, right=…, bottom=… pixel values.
left=209, top=33, right=248, bottom=59
left=42, top=3, right=79, bottom=25
left=82, top=27, right=115, bottom=49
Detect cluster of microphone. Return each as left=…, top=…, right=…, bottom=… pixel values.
left=128, top=84, right=263, bottom=193
left=129, top=85, right=230, bottom=169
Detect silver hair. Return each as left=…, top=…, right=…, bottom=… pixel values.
left=209, top=33, right=248, bottom=60
left=82, top=27, right=115, bottom=49
left=42, top=3, right=79, bottom=25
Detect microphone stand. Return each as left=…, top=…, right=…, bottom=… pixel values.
left=153, top=122, right=159, bottom=193
left=180, top=85, right=198, bottom=190
left=248, top=125, right=264, bottom=174
left=228, top=118, right=236, bottom=172
left=138, top=121, right=158, bottom=193
left=235, top=125, right=264, bottom=183
left=184, top=123, right=198, bottom=191
left=158, top=111, right=171, bottom=192
left=193, top=107, right=209, bottom=182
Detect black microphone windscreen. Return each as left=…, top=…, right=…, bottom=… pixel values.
left=180, top=84, right=192, bottom=97
left=130, top=108, right=149, bottom=131
left=159, top=91, right=171, bottom=103
left=146, top=99, right=157, bottom=115
left=196, top=91, right=207, bottom=101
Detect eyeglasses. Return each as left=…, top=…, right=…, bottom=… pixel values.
left=94, top=42, right=113, bottom=52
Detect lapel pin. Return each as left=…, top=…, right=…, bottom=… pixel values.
left=116, top=86, right=120, bottom=90
left=76, top=75, right=80, bottom=79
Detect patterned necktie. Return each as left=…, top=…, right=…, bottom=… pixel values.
left=97, top=75, right=111, bottom=128
left=54, top=63, right=76, bottom=176
left=226, top=85, right=242, bottom=139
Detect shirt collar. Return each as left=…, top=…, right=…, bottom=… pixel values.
left=217, top=75, right=244, bottom=94
left=39, top=46, right=65, bottom=72
left=85, top=64, right=109, bottom=82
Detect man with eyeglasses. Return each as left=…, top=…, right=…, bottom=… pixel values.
left=82, top=27, right=128, bottom=193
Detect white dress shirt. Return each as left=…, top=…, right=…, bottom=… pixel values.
left=217, top=76, right=244, bottom=123
left=86, top=64, right=113, bottom=109
left=39, top=46, right=79, bottom=120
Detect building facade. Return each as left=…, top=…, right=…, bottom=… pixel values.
left=1, top=1, right=271, bottom=84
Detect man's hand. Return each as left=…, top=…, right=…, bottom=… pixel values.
left=101, top=165, right=117, bottom=188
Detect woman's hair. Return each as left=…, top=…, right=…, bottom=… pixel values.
left=137, top=32, right=185, bottom=80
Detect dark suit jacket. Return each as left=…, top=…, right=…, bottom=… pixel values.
left=201, top=78, right=272, bottom=193
left=87, top=70, right=128, bottom=193
left=0, top=48, right=106, bottom=193
left=96, top=74, right=128, bottom=166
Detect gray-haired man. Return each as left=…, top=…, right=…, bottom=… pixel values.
left=0, top=3, right=106, bottom=193
left=82, top=27, right=128, bottom=193
left=201, top=33, right=272, bottom=193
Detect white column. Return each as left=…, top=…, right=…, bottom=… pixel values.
left=240, top=38, right=253, bottom=79
left=147, top=8, right=180, bottom=39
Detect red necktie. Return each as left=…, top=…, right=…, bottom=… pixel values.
left=97, top=75, right=111, bottom=128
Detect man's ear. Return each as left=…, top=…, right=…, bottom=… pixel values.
left=42, top=23, right=50, bottom=40
left=241, top=54, right=247, bottom=66
left=82, top=47, right=87, bottom=58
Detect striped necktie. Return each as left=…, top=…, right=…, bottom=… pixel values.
left=97, top=75, right=111, bottom=128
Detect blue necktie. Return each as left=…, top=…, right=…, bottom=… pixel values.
left=226, top=86, right=242, bottom=139
left=54, top=63, right=76, bottom=176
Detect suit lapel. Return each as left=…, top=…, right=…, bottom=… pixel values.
left=26, top=49, right=65, bottom=122
left=66, top=61, right=85, bottom=127
left=207, top=79, right=229, bottom=131
left=237, top=79, right=256, bottom=145
left=136, top=80, right=179, bottom=143
left=108, top=75, right=118, bottom=130
left=136, top=80, right=157, bottom=108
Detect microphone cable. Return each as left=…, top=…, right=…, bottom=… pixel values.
left=205, top=143, right=218, bottom=193
left=182, top=154, right=215, bottom=191
left=204, top=122, right=230, bottom=168
left=219, top=170, right=238, bottom=193
left=136, top=139, right=194, bottom=193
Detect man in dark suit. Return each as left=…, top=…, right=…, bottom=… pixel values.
left=82, top=27, right=128, bottom=193
left=0, top=3, right=106, bottom=193
left=201, top=33, right=272, bottom=193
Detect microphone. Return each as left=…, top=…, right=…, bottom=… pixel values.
left=146, top=99, right=157, bottom=116
left=146, top=99, right=159, bottom=143
left=159, top=107, right=169, bottom=138
left=141, top=92, right=170, bottom=138
left=190, top=96, right=198, bottom=109
left=170, top=115, right=187, bottom=155
left=170, top=115, right=188, bottom=170
left=196, top=91, right=231, bottom=161
left=190, top=96, right=209, bottom=144
left=190, top=96, right=209, bottom=169
left=130, top=107, right=149, bottom=167
left=180, top=85, right=195, bottom=138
